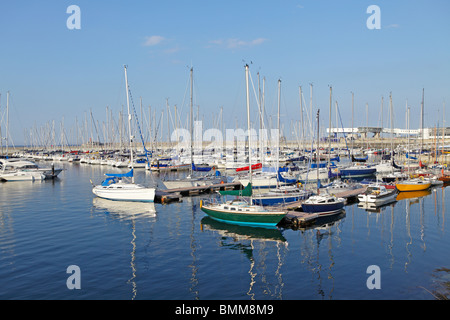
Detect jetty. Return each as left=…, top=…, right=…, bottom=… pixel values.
left=155, top=182, right=242, bottom=204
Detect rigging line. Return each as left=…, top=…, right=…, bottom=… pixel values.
left=127, top=86, right=156, bottom=183
left=336, top=102, right=350, bottom=156
left=128, top=86, right=151, bottom=159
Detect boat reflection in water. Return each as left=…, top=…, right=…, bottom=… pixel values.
left=358, top=200, right=397, bottom=213
left=296, top=209, right=346, bottom=231
left=200, top=216, right=287, bottom=300
left=396, top=190, right=431, bottom=202
left=92, top=197, right=156, bottom=219
left=92, top=198, right=156, bottom=300
left=200, top=216, right=287, bottom=243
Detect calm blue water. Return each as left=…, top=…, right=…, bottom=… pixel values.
left=1, top=162, right=449, bottom=300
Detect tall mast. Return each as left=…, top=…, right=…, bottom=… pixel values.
left=6, top=91, right=9, bottom=157
left=124, top=65, right=134, bottom=183
left=316, top=109, right=320, bottom=193
left=277, top=79, right=281, bottom=173
left=442, top=101, right=446, bottom=162
left=389, top=93, right=394, bottom=159
left=351, top=92, right=354, bottom=157
left=0, top=93, right=2, bottom=156
left=328, top=86, right=332, bottom=183
left=245, top=64, right=252, bottom=194
left=421, top=88, right=424, bottom=154
left=190, top=67, right=194, bottom=174
left=299, top=86, right=304, bottom=153
left=309, top=84, right=313, bottom=141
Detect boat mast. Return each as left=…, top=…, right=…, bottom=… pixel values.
left=190, top=67, right=194, bottom=175
left=389, top=92, right=394, bottom=170
left=0, top=93, right=2, bottom=156
left=124, top=65, right=134, bottom=183
left=407, top=103, right=410, bottom=176
left=442, top=101, right=446, bottom=163
left=277, top=79, right=281, bottom=175
left=420, top=88, right=424, bottom=156
left=6, top=91, right=9, bottom=157
left=299, top=86, right=304, bottom=154
left=328, top=86, right=332, bottom=183
left=245, top=64, right=252, bottom=200
left=351, top=92, right=354, bottom=158
left=316, top=109, right=320, bottom=193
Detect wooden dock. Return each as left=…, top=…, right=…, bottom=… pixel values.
left=155, top=190, right=182, bottom=204
left=334, top=187, right=367, bottom=203
left=155, top=182, right=243, bottom=203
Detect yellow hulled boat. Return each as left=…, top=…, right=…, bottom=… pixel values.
left=395, top=178, right=431, bottom=192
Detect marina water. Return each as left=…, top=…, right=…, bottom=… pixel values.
left=1, top=161, right=449, bottom=300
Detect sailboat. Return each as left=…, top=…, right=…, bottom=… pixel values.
left=395, top=105, right=430, bottom=192
left=161, top=67, right=226, bottom=189
left=233, top=79, right=296, bottom=190
left=200, top=65, right=287, bottom=228
left=92, top=65, right=155, bottom=202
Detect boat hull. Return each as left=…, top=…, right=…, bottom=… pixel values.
left=301, top=201, right=344, bottom=216
left=358, top=191, right=397, bottom=205
left=92, top=185, right=155, bottom=202
left=395, top=182, right=431, bottom=192
left=0, top=171, right=45, bottom=181
left=340, top=167, right=376, bottom=178
left=200, top=204, right=286, bottom=227
left=252, top=192, right=311, bottom=206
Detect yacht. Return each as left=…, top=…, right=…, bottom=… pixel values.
left=0, top=158, right=63, bottom=180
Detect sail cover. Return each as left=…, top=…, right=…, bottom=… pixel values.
left=219, top=183, right=252, bottom=197
left=277, top=171, right=297, bottom=184
left=105, top=169, right=134, bottom=178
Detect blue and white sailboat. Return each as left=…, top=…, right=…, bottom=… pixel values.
left=92, top=65, right=155, bottom=202
left=251, top=170, right=310, bottom=206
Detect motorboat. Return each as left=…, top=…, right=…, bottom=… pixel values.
left=0, top=170, right=45, bottom=181
left=0, top=158, right=62, bottom=180
left=357, top=184, right=397, bottom=205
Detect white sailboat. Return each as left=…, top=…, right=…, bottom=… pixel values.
left=161, top=67, right=226, bottom=189
left=92, top=65, right=155, bottom=202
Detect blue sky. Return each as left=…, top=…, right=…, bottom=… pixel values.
left=0, top=0, right=449, bottom=146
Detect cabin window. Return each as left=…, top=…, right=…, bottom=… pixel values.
left=327, top=199, right=334, bottom=203
left=230, top=207, right=236, bottom=211
left=223, top=206, right=228, bottom=210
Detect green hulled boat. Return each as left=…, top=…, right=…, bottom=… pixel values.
left=199, top=64, right=287, bottom=228
left=200, top=199, right=287, bottom=228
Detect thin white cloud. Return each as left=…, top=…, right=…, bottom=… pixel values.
left=385, top=24, right=400, bottom=29
left=209, top=37, right=268, bottom=49
left=143, top=35, right=165, bottom=46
